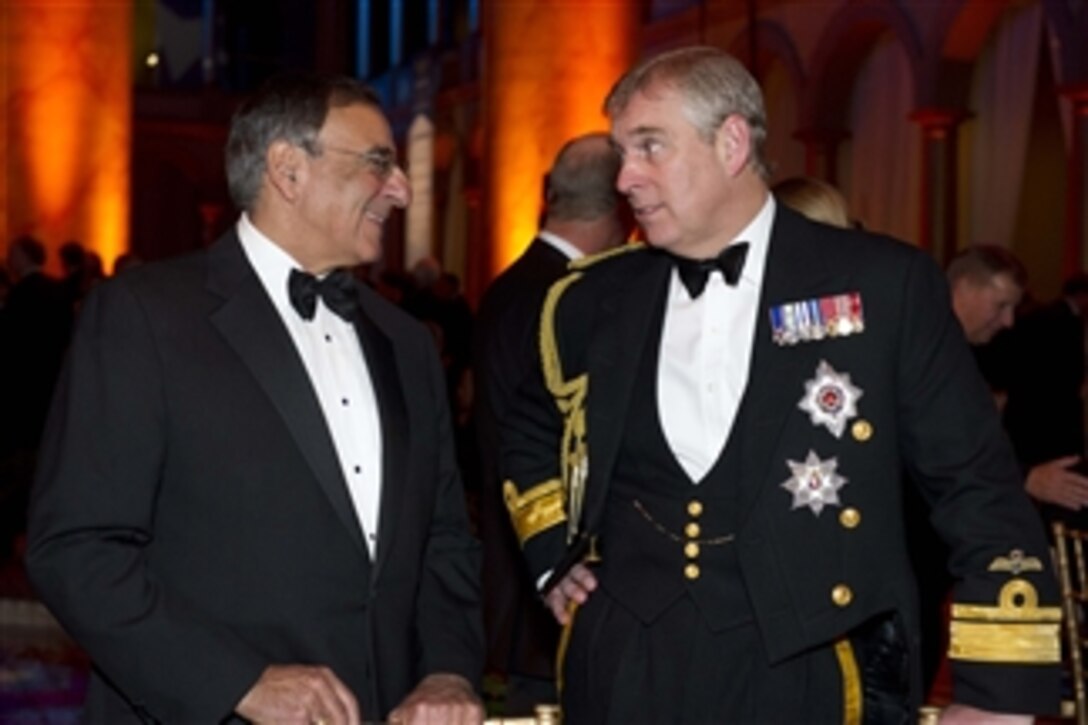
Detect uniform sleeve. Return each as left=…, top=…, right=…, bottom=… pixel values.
left=894, top=251, right=1062, bottom=715
left=497, top=274, right=582, bottom=586
left=25, top=279, right=266, bottom=722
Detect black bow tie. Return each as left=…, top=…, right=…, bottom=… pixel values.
left=670, top=242, right=749, bottom=299
left=288, top=268, right=359, bottom=322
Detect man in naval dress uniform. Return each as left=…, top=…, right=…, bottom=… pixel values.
left=500, top=47, right=1061, bottom=724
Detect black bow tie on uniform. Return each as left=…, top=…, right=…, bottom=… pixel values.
left=288, top=268, right=359, bottom=322
left=670, top=242, right=750, bottom=299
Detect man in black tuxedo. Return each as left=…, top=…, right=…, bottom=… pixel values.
left=0, top=235, right=72, bottom=562
left=501, top=47, right=1060, bottom=723
left=27, top=74, right=483, bottom=724
left=1, top=235, right=73, bottom=451
left=473, top=132, right=626, bottom=714
left=1002, top=272, right=1088, bottom=522
left=949, top=251, right=1088, bottom=513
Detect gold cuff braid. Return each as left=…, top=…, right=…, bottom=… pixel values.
left=504, top=479, right=567, bottom=546
left=948, top=578, right=1061, bottom=664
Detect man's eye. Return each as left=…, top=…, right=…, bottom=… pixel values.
left=363, top=150, right=395, bottom=177
left=638, top=140, right=662, bottom=157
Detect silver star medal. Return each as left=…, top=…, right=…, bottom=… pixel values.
left=782, top=450, right=847, bottom=515
left=798, top=360, right=862, bottom=438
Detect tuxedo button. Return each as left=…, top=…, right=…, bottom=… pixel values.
left=831, top=584, right=853, bottom=607
left=839, top=508, right=861, bottom=529
left=685, top=522, right=701, bottom=539
left=684, top=542, right=700, bottom=559
left=852, top=419, right=873, bottom=442
left=687, top=500, right=703, bottom=517
left=684, top=563, right=700, bottom=580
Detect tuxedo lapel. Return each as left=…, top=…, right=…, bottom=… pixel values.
left=584, top=254, right=672, bottom=533
left=738, top=208, right=843, bottom=519
left=353, top=289, right=409, bottom=581
left=206, top=234, right=369, bottom=557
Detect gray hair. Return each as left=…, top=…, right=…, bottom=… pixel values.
left=545, top=133, right=623, bottom=222
left=604, top=46, right=769, bottom=179
left=946, top=245, right=1027, bottom=289
left=225, top=73, right=381, bottom=210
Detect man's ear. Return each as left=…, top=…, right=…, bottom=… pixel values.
left=266, top=140, right=306, bottom=201
left=715, top=114, right=753, bottom=177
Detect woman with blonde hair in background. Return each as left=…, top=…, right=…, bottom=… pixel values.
left=772, top=176, right=850, bottom=228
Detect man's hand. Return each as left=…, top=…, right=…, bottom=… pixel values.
left=387, top=673, right=482, bottom=724
left=1026, top=455, right=1088, bottom=510
left=236, top=664, right=360, bottom=725
left=938, top=703, right=1031, bottom=724
left=543, top=563, right=597, bottom=625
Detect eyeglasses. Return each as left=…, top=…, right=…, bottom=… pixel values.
left=320, top=144, right=398, bottom=179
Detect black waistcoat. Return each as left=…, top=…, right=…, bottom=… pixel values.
left=596, top=293, right=757, bottom=631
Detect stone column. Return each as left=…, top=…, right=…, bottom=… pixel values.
left=910, top=108, right=967, bottom=263
left=793, top=127, right=849, bottom=186
left=1060, top=84, right=1088, bottom=275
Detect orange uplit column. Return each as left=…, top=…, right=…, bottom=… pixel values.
left=1061, top=84, right=1088, bottom=276
left=2, top=0, right=132, bottom=272
left=910, top=108, right=967, bottom=265
left=480, top=1, right=638, bottom=288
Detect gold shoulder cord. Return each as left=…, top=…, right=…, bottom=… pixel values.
left=506, top=249, right=645, bottom=547
left=539, top=272, right=589, bottom=543
left=568, top=241, right=645, bottom=271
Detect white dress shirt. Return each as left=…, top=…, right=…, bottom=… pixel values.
left=658, top=195, right=775, bottom=483
left=238, top=214, right=383, bottom=559
left=537, top=230, right=585, bottom=262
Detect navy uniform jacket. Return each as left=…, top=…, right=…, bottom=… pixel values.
left=500, top=205, right=1061, bottom=714
left=27, top=231, right=483, bottom=722
left=473, top=238, right=569, bottom=678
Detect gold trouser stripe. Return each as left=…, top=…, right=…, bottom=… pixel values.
left=555, top=599, right=580, bottom=697
left=834, top=638, right=862, bottom=725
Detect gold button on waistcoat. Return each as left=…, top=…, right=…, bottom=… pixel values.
left=831, top=584, right=853, bottom=607
left=684, top=563, right=701, bottom=580
left=684, top=542, right=700, bottom=559
left=687, top=500, right=704, bottom=517
left=839, top=508, right=861, bottom=529
left=685, top=522, right=701, bottom=539
left=851, top=420, right=873, bottom=442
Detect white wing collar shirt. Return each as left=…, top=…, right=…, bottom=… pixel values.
left=238, top=213, right=384, bottom=559
left=658, top=194, right=775, bottom=483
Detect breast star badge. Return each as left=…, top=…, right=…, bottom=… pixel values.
left=798, top=360, right=863, bottom=438
left=782, top=450, right=847, bottom=516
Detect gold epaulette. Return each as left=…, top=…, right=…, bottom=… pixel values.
left=948, top=550, right=1062, bottom=664
left=568, top=240, right=646, bottom=271
left=503, top=479, right=566, bottom=545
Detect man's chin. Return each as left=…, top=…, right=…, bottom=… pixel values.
left=354, top=237, right=384, bottom=266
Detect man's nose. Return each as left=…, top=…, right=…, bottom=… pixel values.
left=616, top=158, right=643, bottom=196
left=383, top=166, right=411, bottom=208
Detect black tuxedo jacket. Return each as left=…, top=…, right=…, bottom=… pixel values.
left=1004, top=298, right=1086, bottom=465
left=27, top=231, right=483, bottom=722
left=0, top=271, right=73, bottom=450
left=473, top=237, right=568, bottom=678
left=502, top=205, right=1060, bottom=714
